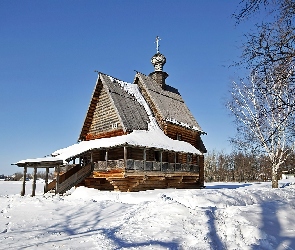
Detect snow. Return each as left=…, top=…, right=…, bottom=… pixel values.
left=166, top=117, right=202, bottom=132
left=1, top=179, right=295, bottom=249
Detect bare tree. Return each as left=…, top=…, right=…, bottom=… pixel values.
left=228, top=0, right=295, bottom=188
left=234, top=0, right=295, bottom=22
left=228, top=67, right=295, bottom=187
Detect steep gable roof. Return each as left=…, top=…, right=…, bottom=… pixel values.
left=134, top=72, right=203, bottom=132
left=79, top=73, right=149, bottom=141
left=102, top=74, right=149, bottom=131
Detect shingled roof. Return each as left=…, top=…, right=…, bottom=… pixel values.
left=101, top=74, right=149, bottom=131
left=134, top=72, right=203, bottom=132
left=79, top=73, right=150, bottom=141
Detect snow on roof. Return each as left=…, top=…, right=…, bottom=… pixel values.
left=106, top=74, right=158, bottom=130
left=13, top=157, right=63, bottom=166
left=55, top=129, right=201, bottom=159
left=15, top=129, right=202, bottom=166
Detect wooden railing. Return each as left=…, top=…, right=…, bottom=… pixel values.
left=57, top=164, right=92, bottom=194
left=45, top=179, right=56, bottom=193
left=45, top=164, right=92, bottom=194
left=94, top=160, right=124, bottom=171
left=93, top=159, right=199, bottom=172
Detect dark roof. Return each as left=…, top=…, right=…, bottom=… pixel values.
left=135, top=72, right=203, bottom=132
left=79, top=73, right=149, bottom=141
left=100, top=74, right=149, bottom=131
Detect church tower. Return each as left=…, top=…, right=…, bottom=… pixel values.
left=149, top=36, right=169, bottom=89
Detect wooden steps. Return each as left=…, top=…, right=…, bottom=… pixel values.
left=45, top=164, right=92, bottom=194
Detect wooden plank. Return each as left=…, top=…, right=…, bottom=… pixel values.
left=45, top=179, right=56, bottom=192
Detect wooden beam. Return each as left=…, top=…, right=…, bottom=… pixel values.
left=91, top=151, right=94, bottom=171
left=105, top=149, right=108, bottom=169
left=143, top=148, right=146, bottom=170
left=160, top=151, right=163, bottom=171
left=124, top=146, right=127, bottom=169
left=55, top=165, right=60, bottom=194
left=31, top=166, right=37, bottom=197
left=44, top=167, right=49, bottom=194
left=174, top=152, right=177, bottom=171
left=21, top=166, right=27, bottom=196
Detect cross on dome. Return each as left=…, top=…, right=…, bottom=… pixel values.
left=151, top=36, right=166, bottom=72
left=155, top=36, right=161, bottom=53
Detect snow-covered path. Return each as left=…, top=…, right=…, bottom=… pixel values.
left=0, top=180, right=295, bottom=249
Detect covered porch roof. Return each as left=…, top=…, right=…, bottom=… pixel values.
left=13, top=129, right=202, bottom=167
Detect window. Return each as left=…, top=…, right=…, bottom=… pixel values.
left=111, top=123, right=118, bottom=129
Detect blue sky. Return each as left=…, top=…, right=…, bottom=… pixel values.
left=0, top=1, right=252, bottom=175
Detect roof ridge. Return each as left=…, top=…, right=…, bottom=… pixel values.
left=134, top=71, right=150, bottom=77
left=100, top=72, right=131, bottom=84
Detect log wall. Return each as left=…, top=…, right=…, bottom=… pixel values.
left=164, top=123, right=200, bottom=149
left=86, top=129, right=126, bottom=141
left=79, top=170, right=201, bottom=192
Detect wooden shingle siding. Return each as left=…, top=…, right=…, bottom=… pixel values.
left=88, top=85, right=122, bottom=136
left=102, top=74, right=149, bottom=132
left=136, top=78, right=165, bottom=130
left=79, top=80, right=104, bottom=141
left=79, top=73, right=150, bottom=141
left=135, top=72, right=203, bottom=132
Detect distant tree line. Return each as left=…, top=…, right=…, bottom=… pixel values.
left=8, top=171, right=54, bottom=181
left=204, top=151, right=295, bottom=183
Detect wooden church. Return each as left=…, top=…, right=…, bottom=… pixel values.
left=14, top=41, right=207, bottom=195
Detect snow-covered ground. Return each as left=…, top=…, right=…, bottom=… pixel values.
left=0, top=179, right=295, bottom=249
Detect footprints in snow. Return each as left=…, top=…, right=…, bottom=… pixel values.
left=1, top=203, right=13, bottom=234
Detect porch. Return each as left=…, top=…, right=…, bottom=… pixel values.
left=14, top=144, right=204, bottom=195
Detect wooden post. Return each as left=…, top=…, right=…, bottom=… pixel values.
left=105, top=149, right=108, bottom=169
left=31, top=166, right=37, bottom=197
left=44, top=167, right=49, bottom=193
left=174, top=152, right=177, bottom=171
left=90, top=151, right=94, bottom=171
left=143, top=148, right=146, bottom=170
left=55, top=165, right=60, bottom=194
left=199, top=155, right=204, bottom=187
left=124, top=146, right=127, bottom=169
left=160, top=151, right=163, bottom=171
left=21, top=166, right=27, bottom=196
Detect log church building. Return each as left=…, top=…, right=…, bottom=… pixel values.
left=14, top=38, right=207, bottom=196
